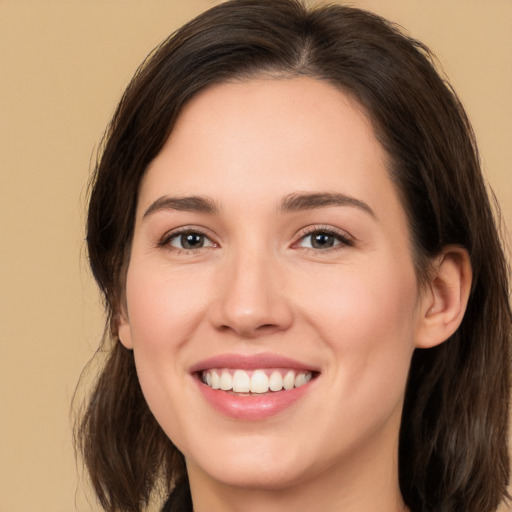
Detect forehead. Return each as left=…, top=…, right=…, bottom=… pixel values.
left=139, top=77, right=401, bottom=223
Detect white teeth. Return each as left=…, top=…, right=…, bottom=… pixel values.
left=269, top=370, right=283, bottom=391
left=295, top=372, right=312, bottom=387
left=283, top=370, right=295, bottom=390
left=232, top=369, right=250, bottom=393
left=211, top=371, right=220, bottom=389
left=220, top=371, right=232, bottom=391
left=250, top=370, right=269, bottom=393
left=202, top=368, right=313, bottom=393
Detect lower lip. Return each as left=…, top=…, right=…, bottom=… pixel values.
left=194, top=376, right=315, bottom=421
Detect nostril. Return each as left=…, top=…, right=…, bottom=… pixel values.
left=208, top=276, right=294, bottom=336
left=218, top=323, right=279, bottom=337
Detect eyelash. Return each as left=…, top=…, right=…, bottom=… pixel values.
left=293, top=225, right=354, bottom=252
left=158, top=225, right=354, bottom=254
left=158, top=228, right=217, bottom=254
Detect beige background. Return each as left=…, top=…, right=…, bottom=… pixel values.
left=1, top=1, right=510, bottom=511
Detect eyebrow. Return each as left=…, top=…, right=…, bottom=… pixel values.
left=143, top=195, right=219, bottom=218
left=279, top=192, right=375, bottom=217
left=142, top=191, right=375, bottom=219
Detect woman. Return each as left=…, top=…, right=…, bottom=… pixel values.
left=76, top=1, right=511, bottom=511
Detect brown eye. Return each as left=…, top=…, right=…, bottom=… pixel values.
left=168, top=231, right=214, bottom=250
left=310, top=232, right=336, bottom=248
left=297, top=229, right=352, bottom=250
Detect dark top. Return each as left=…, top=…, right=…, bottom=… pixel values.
left=161, top=481, right=193, bottom=512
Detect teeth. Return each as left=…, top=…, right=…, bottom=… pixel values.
left=295, top=372, right=308, bottom=387
left=233, top=370, right=250, bottom=392
left=283, top=370, right=295, bottom=390
left=202, top=368, right=312, bottom=393
left=250, top=370, right=269, bottom=393
left=211, top=371, right=220, bottom=389
left=269, top=370, right=283, bottom=391
left=220, top=371, right=232, bottom=391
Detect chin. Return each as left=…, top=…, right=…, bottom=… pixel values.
left=183, top=435, right=314, bottom=491
left=191, top=457, right=310, bottom=491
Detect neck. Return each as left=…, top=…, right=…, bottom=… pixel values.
left=189, top=477, right=407, bottom=512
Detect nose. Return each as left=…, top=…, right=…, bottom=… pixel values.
left=209, top=250, right=293, bottom=338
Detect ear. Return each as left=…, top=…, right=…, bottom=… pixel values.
left=415, top=246, right=472, bottom=349
left=117, top=306, right=134, bottom=350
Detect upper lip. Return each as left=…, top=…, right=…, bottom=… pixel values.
left=189, top=353, right=319, bottom=373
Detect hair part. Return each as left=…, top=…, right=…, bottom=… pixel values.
left=77, top=1, right=511, bottom=511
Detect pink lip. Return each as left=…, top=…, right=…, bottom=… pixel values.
left=190, top=353, right=319, bottom=421
left=189, top=352, right=319, bottom=373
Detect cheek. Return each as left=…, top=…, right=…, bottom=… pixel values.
left=125, top=263, right=210, bottom=353
left=122, top=264, right=212, bottom=440
left=122, top=264, right=210, bottom=417
left=291, top=261, right=419, bottom=456
left=299, top=258, right=419, bottom=389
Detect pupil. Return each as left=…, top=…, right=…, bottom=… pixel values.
left=312, top=232, right=333, bottom=248
left=182, top=233, right=203, bottom=249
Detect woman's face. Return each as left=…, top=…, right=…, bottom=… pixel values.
left=119, top=77, right=427, bottom=493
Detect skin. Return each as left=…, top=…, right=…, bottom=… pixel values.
left=118, top=77, right=471, bottom=512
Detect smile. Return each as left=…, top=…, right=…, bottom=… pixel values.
left=191, top=354, right=319, bottom=420
left=201, top=368, right=313, bottom=394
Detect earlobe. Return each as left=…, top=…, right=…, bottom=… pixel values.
left=117, top=309, right=134, bottom=350
left=415, top=246, right=472, bottom=349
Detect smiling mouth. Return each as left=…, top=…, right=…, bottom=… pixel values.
left=200, top=368, right=315, bottom=394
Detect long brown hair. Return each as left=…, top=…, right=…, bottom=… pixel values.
left=76, top=1, right=511, bottom=511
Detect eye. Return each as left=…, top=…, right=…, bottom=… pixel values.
left=296, top=228, right=353, bottom=250
left=163, top=230, right=216, bottom=251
